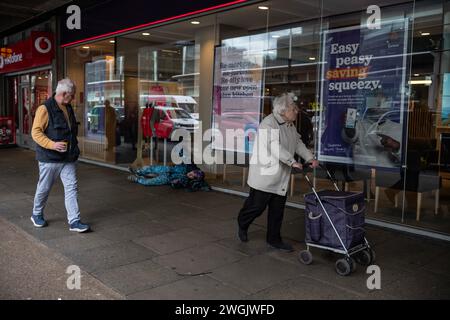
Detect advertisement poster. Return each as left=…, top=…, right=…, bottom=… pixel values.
left=0, top=117, right=15, bottom=145
left=212, top=34, right=264, bottom=153
left=318, top=20, right=408, bottom=168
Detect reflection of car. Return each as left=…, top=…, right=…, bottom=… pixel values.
left=143, top=106, right=199, bottom=140
left=213, top=111, right=261, bottom=132
left=213, top=111, right=261, bottom=152
left=142, top=95, right=199, bottom=119
left=87, top=105, right=124, bottom=133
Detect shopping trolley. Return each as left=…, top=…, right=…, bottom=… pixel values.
left=297, top=164, right=375, bottom=276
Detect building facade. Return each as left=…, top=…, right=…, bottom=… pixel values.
left=1, top=0, right=450, bottom=240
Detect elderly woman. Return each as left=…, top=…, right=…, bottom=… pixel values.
left=237, top=92, right=319, bottom=252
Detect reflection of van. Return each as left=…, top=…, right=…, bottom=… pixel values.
left=143, top=95, right=199, bottom=119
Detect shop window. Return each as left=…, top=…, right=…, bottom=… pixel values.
left=63, top=0, right=450, bottom=236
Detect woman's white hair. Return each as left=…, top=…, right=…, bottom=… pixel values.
left=272, top=92, right=296, bottom=115
left=55, top=78, right=76, bottom=95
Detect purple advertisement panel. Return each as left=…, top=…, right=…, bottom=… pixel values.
left=318, top=20, right=409, bottom=168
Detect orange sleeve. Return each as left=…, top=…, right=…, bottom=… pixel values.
left=31, top=105, right=55, bottom=150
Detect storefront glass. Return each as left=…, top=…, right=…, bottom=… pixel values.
left=65, top=40, right=127, bottom=164
left=65, top=0, right=450, bottom=236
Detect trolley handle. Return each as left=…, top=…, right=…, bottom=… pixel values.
left=293, top=162, right=340, bottom=192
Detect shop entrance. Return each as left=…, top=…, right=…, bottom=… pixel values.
left=12, top=70, right=52, bottom=149
left=17, top=75, right=31, bottom=147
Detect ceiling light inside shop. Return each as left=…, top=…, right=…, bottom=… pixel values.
left=162, top=49, right=179, bottom=54
left=420, top=32, right=430, bottom=36
left=109, top=40, right=115, bottom=43
left=409, top=79, right=432, bottom=85
left=309, top=57, right=316, bottom=61
left=258, top=6, right=269, bottom=10
left=82, top=46, right=90, bottom=49
left=414, top=73, right=420, bottom=76
left=142, top=32, right=150, bottom=36
left=191, top=21, right=200, bottom=25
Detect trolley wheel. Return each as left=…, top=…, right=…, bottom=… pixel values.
left=355, top=249, right=375, bottom=266
left=298, top=250, right=313, bottom=265
left=369, top=248, right=376, bottom=264
left=335, top=258, right=353, bottom=276
left=350, top=257, right=357, bottom=272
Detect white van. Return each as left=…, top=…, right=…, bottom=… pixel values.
left=143, top=95, right=199, bottom=120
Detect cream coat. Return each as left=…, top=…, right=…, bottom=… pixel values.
left=247, top=113, right=314, bottom=196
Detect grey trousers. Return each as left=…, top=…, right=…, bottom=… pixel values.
left=32, top=161, right=81, bottom=224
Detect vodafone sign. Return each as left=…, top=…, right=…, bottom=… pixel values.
left=34, top=36, right=52, bottom=54
left=0, top=32, right=54, bottom=74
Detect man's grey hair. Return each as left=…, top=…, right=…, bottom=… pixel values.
left=55, top=78, right=76, bottom=94
left=272, top=92, right=296, bottom=115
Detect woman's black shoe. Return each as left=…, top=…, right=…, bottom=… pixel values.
left=267, top=241, right=294, bottom=252
left=238, top=226, right=248, bottom=242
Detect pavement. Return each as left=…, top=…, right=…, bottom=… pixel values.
left=0, top=147, right=450, bottom=300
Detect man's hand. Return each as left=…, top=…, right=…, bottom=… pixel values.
left=53, top=142, right=67, bottom=153
left=292, top=162, right=303, bottom=170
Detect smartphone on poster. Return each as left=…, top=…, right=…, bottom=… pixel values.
left=345, top=108, right=357, bottom=129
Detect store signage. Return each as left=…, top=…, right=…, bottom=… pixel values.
left=212, top=35, right=264, bottom=154
left=60, top=0, right=249, bottom=47
left=318, top=20, right=409, bottom=169
left=0, top=32, right=54, bottom=74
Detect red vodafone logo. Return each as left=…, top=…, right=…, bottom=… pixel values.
left=34, top=37, right=52, bottom=54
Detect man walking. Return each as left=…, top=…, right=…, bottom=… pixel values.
left=31, top=78, right=90, bottom=233
left=238, top=92, right=318, bottom=251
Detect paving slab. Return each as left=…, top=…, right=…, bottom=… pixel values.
left=377, top=269, right=450, bottom=299
left=127, top=275, right=247, bottom=300
left=153, top=243, right=247, bottom=275
left=133, top=227, right=219, bottom=255
left=0, top=216, right=123, bottom=300
left=248, top=275, right=362, bottom=300
left=43, top=233, right=116, bottom=255
left=66, top=241, right=158, bottom=273
left=93, top=259, right=183, bottom=296
left=95, top=221, right=174, bottom=242
left=209, top=254, right=305, bottom=295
